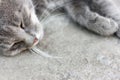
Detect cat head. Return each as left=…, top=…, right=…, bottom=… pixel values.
left=0, top=0, right=44, bottom=56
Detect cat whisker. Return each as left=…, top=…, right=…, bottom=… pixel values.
left=40, top=13, right=65, bottom=23
left=39, top=0, right=74, bottom=23
left=30, top=46, right=62, bottom=59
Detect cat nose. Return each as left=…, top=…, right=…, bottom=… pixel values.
left=33, top=37, right=39, bottom=45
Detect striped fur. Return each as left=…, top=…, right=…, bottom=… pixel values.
left=0, top=0, right=120, bottom=56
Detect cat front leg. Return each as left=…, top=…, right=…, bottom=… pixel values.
left=92, top=0, right=120, bottom=37
left=65, top=1, right=118, bottom=36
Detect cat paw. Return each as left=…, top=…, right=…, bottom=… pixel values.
left=88, top=16, right=119, bottom=36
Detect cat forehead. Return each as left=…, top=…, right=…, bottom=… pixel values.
left=0, top=0, right=20, bottom=13
left=0, top=0, right=19, bottom=24
left=0, top=0, right=33, bottom=23
left=0, top=0, right=33, bottom=9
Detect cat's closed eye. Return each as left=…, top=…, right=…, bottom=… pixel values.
left=20, top=21, right=25, bottom=29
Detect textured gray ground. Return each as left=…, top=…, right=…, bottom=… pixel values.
left=0, top=1, right=120, bottom=80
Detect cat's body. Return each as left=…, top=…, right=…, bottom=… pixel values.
left=0, top=0, right=120, bottom=56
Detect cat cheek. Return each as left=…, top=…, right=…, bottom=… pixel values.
left=36, top=24, right=44, bottom=41
left=30, top=10, right=39, bottom=25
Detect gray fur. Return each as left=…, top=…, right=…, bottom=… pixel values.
left=0, top=0, right=120, bottom=56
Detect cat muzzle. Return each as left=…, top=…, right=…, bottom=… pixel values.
left=31, top=36, right=41, bottom=48
left=33, top=37, right=39, bottom=45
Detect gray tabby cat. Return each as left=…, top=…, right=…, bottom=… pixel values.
left=0, top=0, right=120, bottom=56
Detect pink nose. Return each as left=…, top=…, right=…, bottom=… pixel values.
left=33, top=37, right=38, bottom=45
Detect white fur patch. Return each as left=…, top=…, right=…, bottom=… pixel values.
left=31, top=10, right=39, bottom=24
left=31, top=10, right=44, bottom=41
